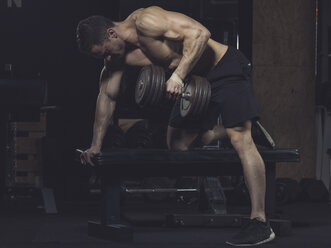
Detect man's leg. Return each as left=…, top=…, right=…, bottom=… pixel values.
left=224, top=120, right=276, bottom=246
left=225, top=120, right=266, bottom=222
left=199, top=125, right=227, bottom=145
left=199, top=122, right=275, bottom=149
left=167, top=126, right=200, bottom=150
left=168, top=122, right=274, bottom=246
left=197, top=120, right=266, bottom=220
left=168, top=121, right=267, bottom=221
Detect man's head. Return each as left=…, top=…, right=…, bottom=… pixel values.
left=76, top=15, right=125, bottom=61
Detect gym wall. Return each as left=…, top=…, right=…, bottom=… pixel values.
left=252, top=0, right=316, bottom=180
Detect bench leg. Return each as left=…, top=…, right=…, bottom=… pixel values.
left=265, top=162, right=276, bottom=217
left=88, top=176, right=133, bottom=242
left=101, top=176, right=121, bottom=224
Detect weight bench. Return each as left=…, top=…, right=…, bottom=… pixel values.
left=75, top=148, right=300, bottom=242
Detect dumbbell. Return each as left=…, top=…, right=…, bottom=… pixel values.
left=125, top=120, right=154, bottom=148
left=135, top=65, right=211, bottom=118
left=103, top=124, right=126, bottom=148
left=300, top=178, right=329, bottom=202
left=275, top=178, right=301, bottom=205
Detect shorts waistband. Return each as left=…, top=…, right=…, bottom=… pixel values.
left=212, top=45, right=250, bottom=70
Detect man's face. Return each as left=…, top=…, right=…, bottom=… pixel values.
left=90, top=29, right=125, bottom=63
left=90, top=43, right=111, bottom=61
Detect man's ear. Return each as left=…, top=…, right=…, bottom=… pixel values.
left=106, top=28, right=117, bottom=39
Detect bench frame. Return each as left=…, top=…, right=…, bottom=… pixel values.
left=76, top=148, right=300, bottom=241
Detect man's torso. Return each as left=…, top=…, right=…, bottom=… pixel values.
left=110, top=9, right=228, bottom=76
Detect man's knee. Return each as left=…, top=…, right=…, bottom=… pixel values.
left=200, top=130, right=215, bottom=145
left=166, top=126, right=197, bottom=151
left=200, top=125, right=227, bottom=145
left=167, top=141, right=189, bottom=151
left=229, top=132, right=253, bottom=150
left=226, top=123, right=254, bottom=151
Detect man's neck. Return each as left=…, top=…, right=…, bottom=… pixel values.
left=113, top=20, right=139, bottom=46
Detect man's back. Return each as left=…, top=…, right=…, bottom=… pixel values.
left=109, top=6, right=228, bottom=75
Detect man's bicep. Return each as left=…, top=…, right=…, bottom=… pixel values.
left=99, top=68, right=123, bottom=101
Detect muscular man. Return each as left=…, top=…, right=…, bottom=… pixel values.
left=76, top=6, right=275, bottom=246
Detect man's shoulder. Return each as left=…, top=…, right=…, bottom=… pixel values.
left=135, top=6, right=165, bottom=22
left=129, top=6, right=163, bottom=20
left=139, top=6, right=164, bottom=13
left=135, top=6, right=167, bottom=36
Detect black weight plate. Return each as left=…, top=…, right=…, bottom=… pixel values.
left=192, top=76, right=205, bottom=118
left=150, top=65, right=159, bottom=106
left=180, top=79, right=195, bottom=117
left=145, top=65, right=158, bottom=106
left=159, top=67, right=166, bottom=104
left=187, top=76, right=202, bottom=118
left=202, top=79, right=211, bottom=113
left=196, top=77, right=210, bottom=117
left=152, top=65, right=166, bottom=106
left=135, top=66, right=152, bottom=107
left=200, top=78, right=211, bottom=114
left=189, top=76, right=201, bottom=118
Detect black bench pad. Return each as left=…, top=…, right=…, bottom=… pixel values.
left=76, top=149, right=299, bottom=176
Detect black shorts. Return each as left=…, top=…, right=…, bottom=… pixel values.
left=168, top=46, right=259, bottom=130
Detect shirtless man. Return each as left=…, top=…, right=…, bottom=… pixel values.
left=76, top=6, right=275, bottom=246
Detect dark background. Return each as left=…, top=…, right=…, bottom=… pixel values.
left=0, top=0, right=329, bottom=204
left=0, top=0, right=252, bottom=202
left=0, top=2, right=331, bottom=247
left=0, top=0, right=252, bottom=147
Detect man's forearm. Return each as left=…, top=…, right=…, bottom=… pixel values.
left=91, top=92, right=116, bottom=150
left=174, top=30, right=210, bottom=80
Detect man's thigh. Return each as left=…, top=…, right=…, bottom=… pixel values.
left=167, top=126, right=200, bottom=150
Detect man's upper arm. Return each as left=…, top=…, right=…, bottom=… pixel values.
left=136, top=6, right=210, bottom=41
left=99, top=67, right=123, bottom=101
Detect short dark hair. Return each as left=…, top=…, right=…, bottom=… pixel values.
left=76, top=15, right=114, bottom=54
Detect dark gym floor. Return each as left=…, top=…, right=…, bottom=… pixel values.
left=0, top=200, right=331, bottom=248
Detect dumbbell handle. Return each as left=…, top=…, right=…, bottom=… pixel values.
left=139, top=79, right=191, bottom=100
left=181, top=92, right=191, bottom=100
left=138, top=80, right=144, bottom=90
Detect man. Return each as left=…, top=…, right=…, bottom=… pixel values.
left=76, top=6, right=275, bottom=246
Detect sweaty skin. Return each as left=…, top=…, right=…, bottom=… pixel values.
left=81, top=6, right=228, bottom=165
